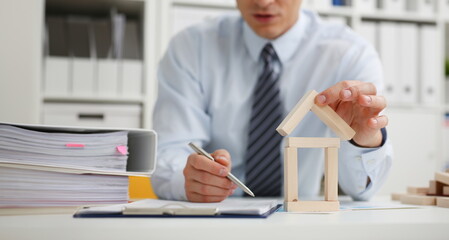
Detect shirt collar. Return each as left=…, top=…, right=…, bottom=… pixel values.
left=243, top=10, right=309, bottom=64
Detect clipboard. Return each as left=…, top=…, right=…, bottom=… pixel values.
left=73, top=198, right=282, bottom=218
left=123, top=203, right=218, bottom=216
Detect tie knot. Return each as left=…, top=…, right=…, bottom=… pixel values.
left=261, top=43, right=277, bottom=64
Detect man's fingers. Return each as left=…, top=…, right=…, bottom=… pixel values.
left=187, top=192, right=228, bottom=203
left=188, top=153, right=228, bottom=177
left=341, top=83, right=377, bottom=102
left=188, top=180, right=234, bottom=197
left=211, top=149, right=232, bottom=168
left=368, top=115, right=388, bottom=129
left=185, top=149, right=235, bottom=203
left=315, top=80, right=359, bottom=105
left=189, top=170, right=235, bottom=189
left=315, top=84, right=343, bottom=105
left=358, top=95, right=387, bottom=110
left=316, top=81, right=377, bottom=105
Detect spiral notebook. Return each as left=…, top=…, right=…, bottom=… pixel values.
left=74, top=198, right=281, bottom=218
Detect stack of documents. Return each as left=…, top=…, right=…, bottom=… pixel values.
left=0, top=123, right=131, bottom=208
left=0, top=124, right=128, bottom=172
left=0, top=167, right=128, bottom=207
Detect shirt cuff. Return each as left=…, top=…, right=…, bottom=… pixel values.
left=169, top=168, right=188, bottom=201
left=339, top=136, right=392, bottom=200
left=349, top=127, right=387, bottom=148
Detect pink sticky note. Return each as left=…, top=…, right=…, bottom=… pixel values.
left=66, top=143, right=85, bottom=148
left=117, top=146, right=128, bottom=155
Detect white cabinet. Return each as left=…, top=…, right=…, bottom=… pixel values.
left=171, top=5, right=236, bottom=37
left=158, top=0, right=237, bottom=56
left=0, top=0, right=43, bottom=124
left=40, top=0, right=157, bottom=129
left=43, top=103, right=141, bottom=128
left=378, top=109, right=441, bottom=194
left=379, top=0, right=407, bottom=14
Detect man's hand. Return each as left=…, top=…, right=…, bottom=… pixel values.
left=315, top=80, right=388, bottom=148
left=184, top=149, right=237, bottom=202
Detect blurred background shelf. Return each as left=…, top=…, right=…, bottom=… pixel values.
left=361, top=12, right=437, bottom=23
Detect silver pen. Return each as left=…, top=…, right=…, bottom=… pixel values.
left=188, top=142, right=255, bottom=197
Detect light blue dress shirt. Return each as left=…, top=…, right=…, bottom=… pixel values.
left=152, top=9, right=393, bottom=201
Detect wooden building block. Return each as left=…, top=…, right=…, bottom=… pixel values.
left=443, top=186, right=449, bottom=196
left=428, top=180, right=436, bottom=194
left=324, top=147, right=338, bottom=201
left=284, top=147, right=298, bottom=203
left=311, top=104, right=355, bottom=140
left=436, top=197, right=449, bottom=208
left=400, top=194, right=436, bottom=205
left=391, top=192, right=406, bottom=201
left=427, top=180, right=445, bottom=195
left=284, top=200, right=339, bottom=212
left=286, top=137, right=340, bottom=148
left=406, top=186, right=429, bottom=195
left=276, top=90, right=317, bottom=136
left=435, top=172, right=449, bottom=186
left=428, top=181, right=446, bottom=196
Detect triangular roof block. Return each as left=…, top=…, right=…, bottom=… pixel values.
left=276, top=90, right=355, bottom=140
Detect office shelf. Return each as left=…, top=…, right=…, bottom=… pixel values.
left=39, top=0, right=158, bottom=129
left=172, top=0, right=235, bottom=9
left=361, top=12, right=437, bottom=23
left=317, top=6, right=354, bottom=17
left=43, top=95, right=145, bottom=104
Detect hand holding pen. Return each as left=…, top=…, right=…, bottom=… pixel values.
left=184, top=143, right=254, bottom=203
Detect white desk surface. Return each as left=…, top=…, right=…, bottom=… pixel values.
left=1, top=200, right=449, bottom=240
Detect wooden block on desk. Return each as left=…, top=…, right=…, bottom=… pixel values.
left=400, top=194, right=436, bottom=205
left=285, top=200, right=339, bottom=212
left=276, top=90, right=317, bottom=136
left=427, top=180, right=445, bottom=195
left=324, top=147, right=338, bottom=201
left=407, top=186, right=429, bottom=195
left=443, top=186, right=449, bottom=196
left=311, top=104, right=355, bottom=140
left=435, top=172, right=449, bottom=186
left=436, top=197, right=449, bottom=208
left=391, top=193, right=406, bottom=201
left=428, top=180, right=437, bottom=195
left=284, top=147, right=298, bottom=203
left=286, top=137, right=340, bottom=148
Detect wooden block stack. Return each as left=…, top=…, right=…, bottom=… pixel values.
left=391, top=171, right=449, bottom=208
left=276, top=90, right=356, bottom=212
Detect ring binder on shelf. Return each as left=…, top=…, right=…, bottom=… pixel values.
left=0, top=122, right=157, bottom=176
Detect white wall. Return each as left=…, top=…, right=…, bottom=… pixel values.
left=0, top=0, right=43, bottom=124
left=378, top=109, right=441, bottom=195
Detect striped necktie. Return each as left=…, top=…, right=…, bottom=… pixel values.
left=245, top=43, right=283, bottom=197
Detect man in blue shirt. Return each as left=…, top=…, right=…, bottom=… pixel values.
left=152, top=0, right=392, bottom=202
